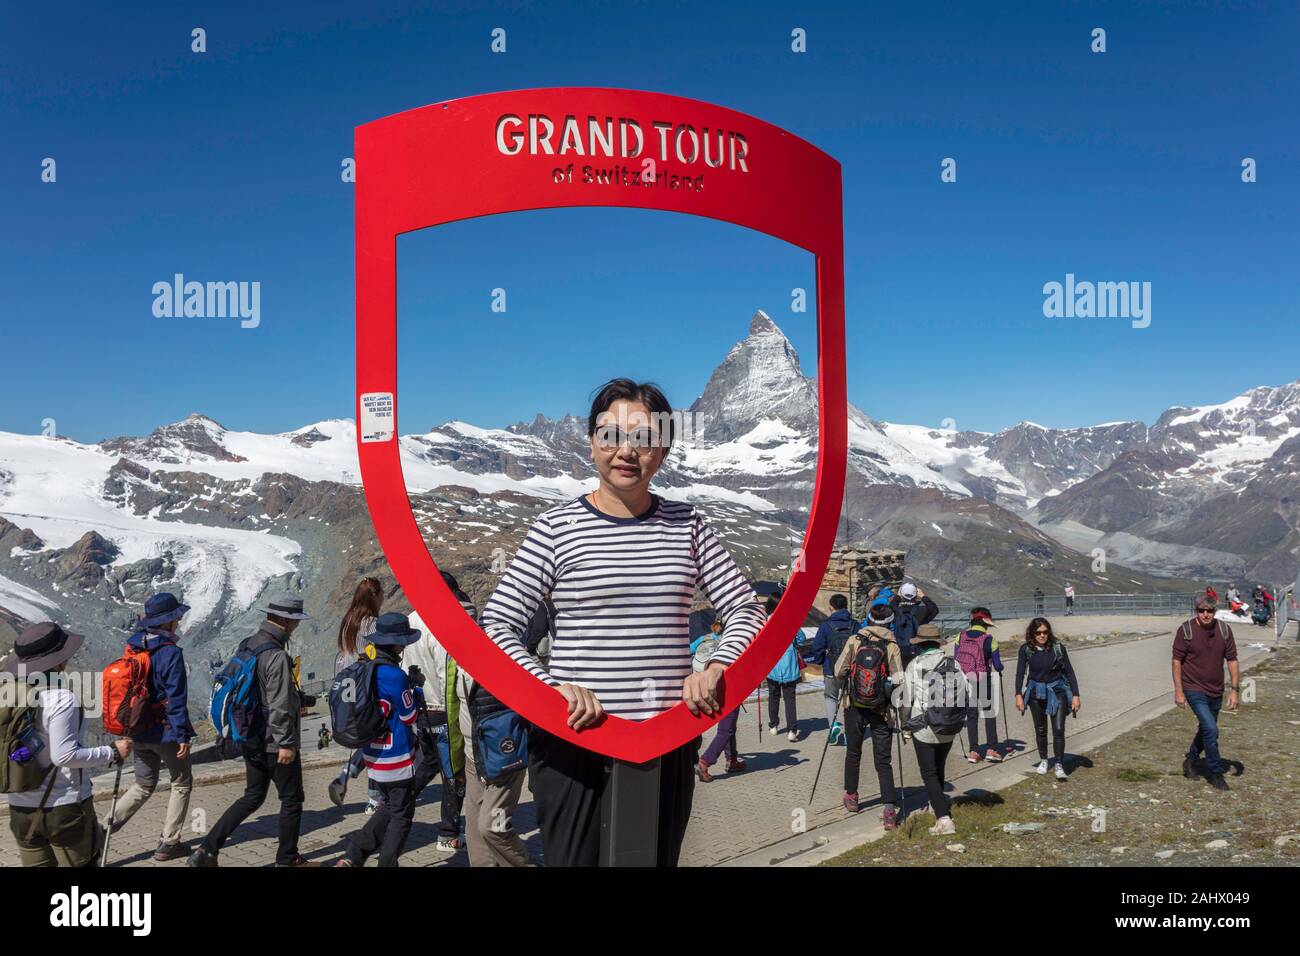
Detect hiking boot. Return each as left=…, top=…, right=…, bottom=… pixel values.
left=434, top=837, right=461, bottom=853
left=327, top=775, right=347, bottom=808
left=967, top=750, right=982, bottom=764
left=725, top=756, right=747, bottom=773
left=334, top=858, right=356, bottom=867
left=767, top=724, right=779, bottom=737
left=1227, top=760, right=1245, bottom=777
left=928, top=816, right=956, bottom=836
left=275, top=854, right=321, bottom=868
left=829, top=721, right=844, bottom=745
left=843, top=791, right=860, bottom=813
left=787, top=729, right=799, bottom=742
left=1053, top=762, right=1068, bottom=781
left=882, top=806, right=899, bottom=830
left=187, top=847, right=218, bottom=868
left=1209, top=775, right=1230, bottom=791
left=695, top=758, right=714, bottom=783
left=1034, top=759, right=1049, bottom=774
left=1182, top=756, right=1199, bottom=779
left=364, top=798, right=382, bottom=816
left=153, top=840, right=190, bottom=862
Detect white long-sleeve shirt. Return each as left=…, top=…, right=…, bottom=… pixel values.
left=481, top=494, right=765, bottom=720
left=6, top=686, right=115, bottom=809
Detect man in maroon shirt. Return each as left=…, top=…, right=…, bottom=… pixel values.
left=1172, top=599, right=1240, bottom=790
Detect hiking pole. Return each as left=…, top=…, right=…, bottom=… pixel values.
left=893, top=706, right=906, bottom=822
left=100, top=759, right=124, bottom=868
left=809, top=686, right=848, bottom=805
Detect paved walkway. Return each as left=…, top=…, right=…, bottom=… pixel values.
left=0, top=617, right=1280, bottom=867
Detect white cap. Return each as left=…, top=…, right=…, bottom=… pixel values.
left=900, top=582, right=918, bottom=600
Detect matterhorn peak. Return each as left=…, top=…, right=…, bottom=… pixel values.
left=748, top=309, right=780, bottom=336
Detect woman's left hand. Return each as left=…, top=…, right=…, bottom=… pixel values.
left=1071, top=695, right=1081, bottom=716
left=682, top=663, right=725, bottom=717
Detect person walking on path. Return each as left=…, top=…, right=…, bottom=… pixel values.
left=1013, top=617, right=1080, bottom=780
left=102, top=592, right=196, bottom=861
left=3, top=623, right=132, bottom=867
left=954, top=608, right=1008, bottom=763
left=695, top=620, right=747, bottom=782
left=405, top=581, right=468, bottom=855
left=810, top=594, right=859, bottom=745
left=335, top=613, right=426, bottom=867
left=899, top=624, right=962, bottom=836
left=1173, top=598, right=1240, bottom=790
left=766, top=620, right=802, bottom=743
left=888, top=582, right=939, bottom=664
left=1033, top=587, right=1045, bottom=616
left=833, top=603, right=904, bottom=827
left=480, top=378, right=765, bottom=867
left=328, top=577, right=383, bottom=812
left=188, top=592, right=319, bottom=867
left=1064, top=583, right=1075, bottom=616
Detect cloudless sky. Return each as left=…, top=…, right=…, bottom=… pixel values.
left=2, top=1, right=1296, bottom=442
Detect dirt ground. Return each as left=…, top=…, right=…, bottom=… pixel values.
left=825, top=642, right=1300, bottom=867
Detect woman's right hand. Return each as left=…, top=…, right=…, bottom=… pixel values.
left=113, top=739, right=132, bottom=762
left=1014, top=694, right=1025, bottom=715
left=557, top=683, right=604, bottom=730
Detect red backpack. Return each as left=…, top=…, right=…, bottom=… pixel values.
left=102, top=644, right=165, bottom=737
left=847, top=639, right=890, bottom=708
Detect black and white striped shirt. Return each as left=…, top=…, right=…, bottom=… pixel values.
left=481, top=494, right=766, bottom=720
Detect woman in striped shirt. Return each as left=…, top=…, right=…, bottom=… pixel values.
left=481, top=378, right=766, bottom=866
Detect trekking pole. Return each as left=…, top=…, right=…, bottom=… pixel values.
left=893, top=706, right=906, bottom=821
left=808, top=686, right=848, bottom=805
left=100, top=759, right=124, bottom=868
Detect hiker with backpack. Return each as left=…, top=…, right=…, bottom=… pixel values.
left=695, top=618, right=748, bottom=781
left=897, top=623, right=965, bottom=835
left=1173, top=598, right=1240, bottom=791
left=888, top=582, right=939, bottom=664
left=954, top=607, right=1009, bottom=763
left=1013, top=617, right=1080, bottom=780
left=190, top=592, right=318, bottom=867
left=810, top=594, right=859, bottom=745
left=100, top=592, right=196, bottom=862
left=328, top=577, right=383, bottom=813
left=334, top=613, right=427, bottom=867
left=832, top=603, right=904, bottom=826
left=3, top=622, right=132, bottom=867
left=479, top=379, right=765, bottom=867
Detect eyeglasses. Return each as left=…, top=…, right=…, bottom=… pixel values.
left=1196, top=607, right=1216, bottom=614
left=593, top=425, right=663, bottom=451
left=1034, top=629, right=1050, bottom=636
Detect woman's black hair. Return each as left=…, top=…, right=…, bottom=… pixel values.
left=586, top=378, right=675, bottom=449
left=1025, top=617, right=1056, bottom=648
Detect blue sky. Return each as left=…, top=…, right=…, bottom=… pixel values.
left=2, top=1, right=1296, bottom=442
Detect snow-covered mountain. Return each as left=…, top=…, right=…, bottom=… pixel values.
left=0, top=310, right=1293, bottom=681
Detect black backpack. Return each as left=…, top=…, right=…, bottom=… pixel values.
left=825, top=618, right=858, bottom=668
left=903, top=656, right=967, bottom=735
left=328, top=658, right=387, bottom=748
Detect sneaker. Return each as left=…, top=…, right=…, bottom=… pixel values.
left=928, top=816, right=956, bottom=836
left=1209, top=775, right=1230, bottom=791
left=364, top=798, right=382, bottom=816
left=1053, top=762, right=1068, bottom=781
left=1034, top=759, right=1049, bottom=775
left=153, top=840, right=190, bottom=862
left=768, top=724, right=779, bottom=737
left=725, top=757, right=747, bottom=773
left=186, top=847, right=218, bottom=868
left=843, top=791, right=860, bottom=813
left=967, top=750, right=982, bottom=764
left=334, top=858, right=356, bottom=867
left=434, top=837, right=462, bottom=853
left=695, top=758, right=714, bottom=783
left=829, top=721, right=844, bottom=744
left=787, top=729, right=798, bottom=742
left=328, top=775, right=347, bottom=808
left=1182, top=756, right=1199, bottom=779
left=882, top=806, right=899, bottom=830
left=275, top=854, right=322, bottom=868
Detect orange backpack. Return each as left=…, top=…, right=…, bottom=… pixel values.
left=102, top=644, right=165, bottom=737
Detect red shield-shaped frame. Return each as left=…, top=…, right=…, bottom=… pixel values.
left=355, top=87, right=845, bottom=763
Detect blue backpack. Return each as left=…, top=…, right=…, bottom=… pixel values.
left=467, top=684, right=527, bottom=783
left=328, top=659, right=387, bottom=749
left=892, top=604, right=919, bottom=655
left=209, top=639, right=279, bottom=756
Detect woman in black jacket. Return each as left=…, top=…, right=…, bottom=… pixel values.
left=1013, top=617, right=1081, bottom=780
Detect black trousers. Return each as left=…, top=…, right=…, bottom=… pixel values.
left=766, top=679, right=797, bottom=730
left=913, top=739, right=954, bottom=820
left=203, top=748, right=304, bottom=865
left=345, top=778, right=417, bottom=867
left=527, top=728, right=699, bottom=867
left=843, top=705, right=897, bottom=804
left=1028, top=696, right=1067, bottom=762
